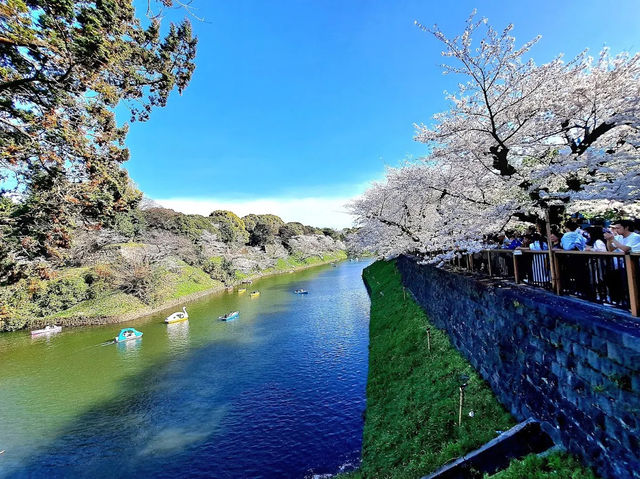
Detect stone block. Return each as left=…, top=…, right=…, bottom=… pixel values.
left=556, top=323, right=581, bottom=343
left=599, top=358, right=628, bottom=378
left=622, top=333, right=640, bottom=354
left=591, top=336, right=609, bottom=356
left=607, top=341, right=624, bottom=365
left=620, top=349, right=640, bottom=371
left=618, top=389, right=640, bottom=410
left=593, top=394, right=615, bottom=416
left=555, top=349, right=570, bottom=367
left=549, top=330, right=564, bottom=348
left=587, top=349, right=604, bottom=371
left=572, top=342, right=589, bottom=359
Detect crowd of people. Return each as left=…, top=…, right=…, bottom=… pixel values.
left=492, top=219, right=640, bottom=254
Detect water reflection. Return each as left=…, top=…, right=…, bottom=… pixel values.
left=116, top=337, right=142, bottom=359
left=30, top=332, right=58, bottom=345
left=166, top=321, right=190, bottom=354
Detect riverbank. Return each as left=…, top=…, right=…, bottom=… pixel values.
left=346, top=260, right=597, bottom=478
left=2, top=251, right=347, bottom=332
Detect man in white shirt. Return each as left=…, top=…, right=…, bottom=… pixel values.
left=605, top=220, right=640, bottom=253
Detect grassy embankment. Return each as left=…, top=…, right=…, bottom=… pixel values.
left=0, top=250, right=346, bottom=331
left=345, top=260, right=597, bottom=478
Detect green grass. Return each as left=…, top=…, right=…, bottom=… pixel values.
left=49, top=291, right=145, bottom=319
left=353, top=260, right=515, bottom=478
left=156, top=263, right=221, bottom=301
left=234, top=270, right=250, bottom=281
left=347, top=260, right=597, bottom=479
left=487, top=451, right=598, bottom=478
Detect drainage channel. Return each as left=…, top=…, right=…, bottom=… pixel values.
left=423, top=418, right=555, bottom=479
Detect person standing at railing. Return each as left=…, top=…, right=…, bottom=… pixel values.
left=530, top=232, right=548, bottom=251
left=506, top=235, right=523, bottom=249
left=529, top=233, right=550, bottom=283
left=585, top=226, right=607, bottom=252
left=561, top=220, right=587, bottom=251
left=605, top=220, right=640, bottom=253
left=603, top=220, right=640, bottom=305
left=559, top=220, right=588, bottom=295
left=583, top=226, right=609, bottom=302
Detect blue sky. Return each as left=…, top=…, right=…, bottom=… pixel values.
left=125, top=0, right=640, bottom=228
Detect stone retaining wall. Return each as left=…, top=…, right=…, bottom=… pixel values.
left=396, top=255, right=640, bottom=479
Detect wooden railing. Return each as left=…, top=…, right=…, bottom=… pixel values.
left=449, top=249, right=640, bottom=317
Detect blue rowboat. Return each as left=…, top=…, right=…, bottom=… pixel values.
left=294, top=289, right=309, bottom=294
left=115, top=328, right=143, bottom=343
left=219, top=311, right=239, bottom=322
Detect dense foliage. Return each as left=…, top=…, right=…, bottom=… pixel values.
left=0, top=0, right=197, bottom=274
left=209, top=210, right=249, bottom=244
left=278, top=221, right=305, bottom=246
left=243, top=213, right=285, bottom=246
left=141, top=207, right=218, bottom=240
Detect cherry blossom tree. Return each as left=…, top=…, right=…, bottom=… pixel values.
left=351, top=12, right=640, bottom=258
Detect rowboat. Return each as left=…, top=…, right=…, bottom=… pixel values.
left=238, top=288, right=247, bottom=294
left=249, top=291, right=260, bottom=298
left=115, top=328, right=143, bottom=343
left=31, top=325, right=62, bottom=336
left=241, top=280, right=253, bottom=284
left=219, top=311, right=239, bottom=322
left=294, top=289, right=308, bottom=294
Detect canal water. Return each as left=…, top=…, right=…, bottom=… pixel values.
left=0, top=260, right=372, bottom=478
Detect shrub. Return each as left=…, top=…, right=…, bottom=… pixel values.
left=113, top=259, right=161, bottom=304
left=250, top=223, right=275, bottom=246
left=201, top=256, right=233, bottom=282
left=112, top=209, right=146, bottom=238
left=94, top=264, right=116, bottom=282
left=209, top=210, right=249, bottom=244
left=321, top=227, right=341, bottom=241
left=303, top=225, right=322, bottom=235
left=33, top=276, right=89, bottom=314
left=142, top=207, right=218, bottom=240
left=279, top=222, right=305, bottom=242
left=243, top=214, right=285, bottom=246
left=242, top=214, right=260, bottom=233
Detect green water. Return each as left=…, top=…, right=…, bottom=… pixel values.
left=0, top=260, right=372, bottom=477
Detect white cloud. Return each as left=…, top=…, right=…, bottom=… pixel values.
left=152, top=196, right=356, bottom=229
